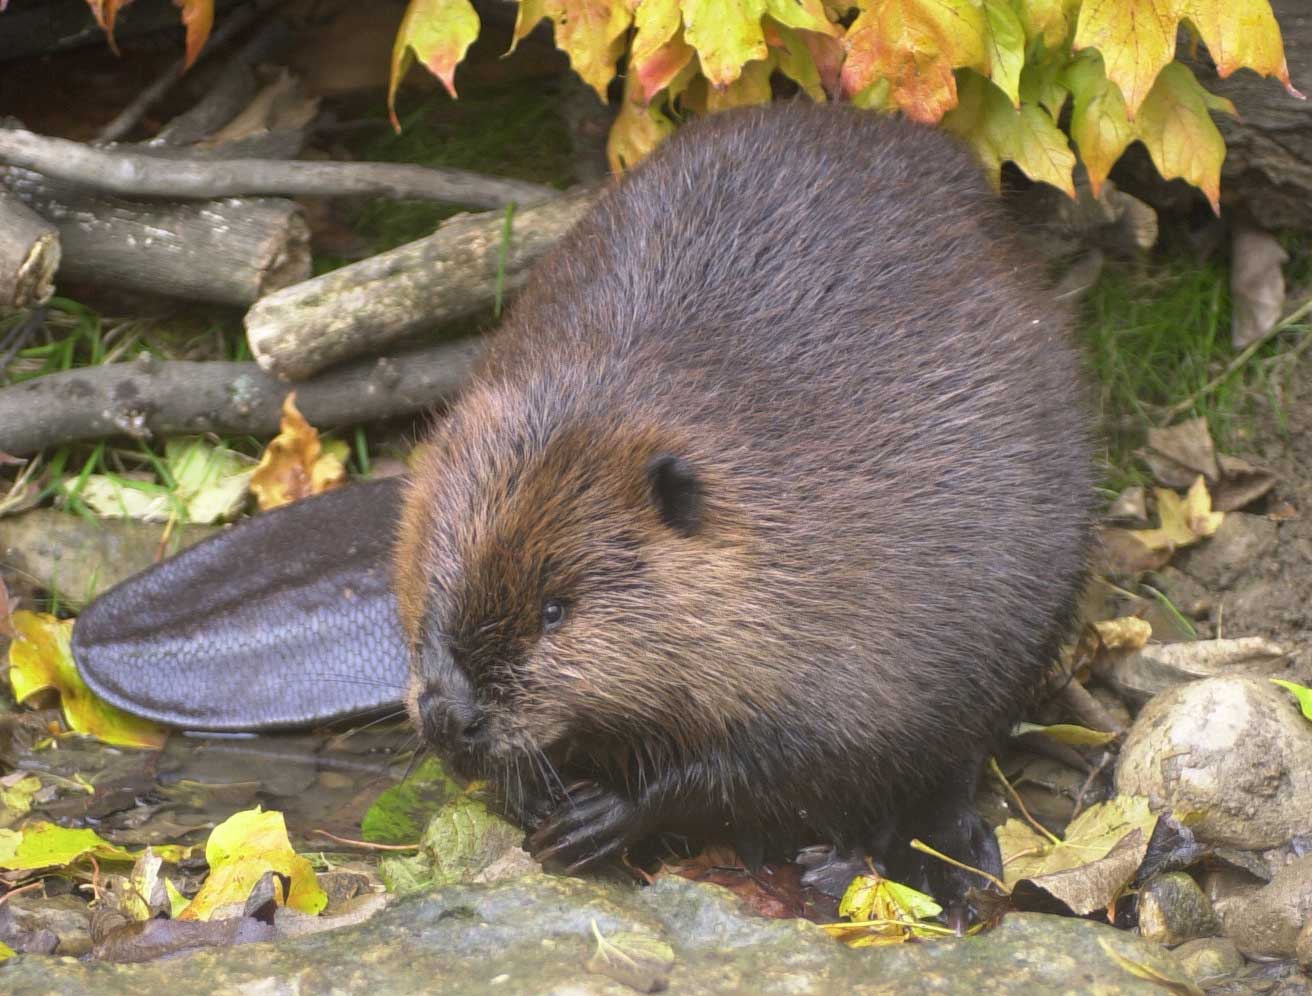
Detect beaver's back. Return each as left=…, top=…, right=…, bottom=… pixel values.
left=483, top=103, right=1093, bottom=762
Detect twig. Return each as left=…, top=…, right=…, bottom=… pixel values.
left=95, top=1, right=269, bottom=143
left=989, top=757, right=1061, bottom=846
left=1164, top=294, right=1312, bottom=420
left=308, top=829, right=418, bottom=851
left=0, top=127, right=558, bottom=210
left=0, top=337, right=483, bottom=455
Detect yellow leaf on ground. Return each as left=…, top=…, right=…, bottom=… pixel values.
left=1065, top=50, right=1135, bottom=197
left=181, top=808, right=326, bottom=920
left=0, top=821, right=138, bottom=871
left=388, top=0, right=481, bottom=126
left=1129, top=475, right=1225, bottom=553
left=841, top=0, right=987, bottom=123
left=1134, top=62, right=1233, bottom=215
left=943, top=71, right=1075, bottom=195
left=250, top=393, right=348, bottom=511
left=1093, top=616, right=1153, bottom=651
left=1074, top=0, right=1179, bottom=117
left=7, top=611, right=167, bottom=749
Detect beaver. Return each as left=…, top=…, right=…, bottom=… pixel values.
left=393, top=101, right=1095, bottom=904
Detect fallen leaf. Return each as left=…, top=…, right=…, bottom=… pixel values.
left=379, top=796, right=523, bottom=895
left=1098, top=526, right=1172, bottom=574
left=998, top=795, right=1157, bottom=914
left=1272, top=679, right=1312, bottom=722
left=361, top=756, right=460, bottom=846
left=1093, top=617, right=1152, bottom=651
left=7, top=610, right=168, bottom=749
left=586, top=920, right=675, bottom=993
left=180, top=808, right=326, bottom=920
left=0, top=774, right=43, bottom=828
left=659, top=845, right=808, bottom=919
left=249, top=394, right=348, bottom=511
left=1012, top=722, right=1119, bottom=748
left=1230, top=227, right=1288, bottom=349
left=1212, top=454, right=1277, bottom=513
left=0, top=821, right=138, bottom=871
left=1140, top=417, right=1219, bottom=486
left=1099, top=937, right=1204, bottom=995
left=1128, top=477, right=1224, bottom=553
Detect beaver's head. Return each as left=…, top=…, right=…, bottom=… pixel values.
left=393, top=380, right=785, bottom=793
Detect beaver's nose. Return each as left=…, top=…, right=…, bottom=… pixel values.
left=417, top=686, right=486, bottom=747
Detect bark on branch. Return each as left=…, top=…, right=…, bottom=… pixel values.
left=0, top=338, right=483, bottom=456
left=0, top=190, right=59, bottom=309
left=0, top=127, right=558, bottom=209
left=3, top=170, right=309, bottom=306
left=246, top=188, right=598, bottom=380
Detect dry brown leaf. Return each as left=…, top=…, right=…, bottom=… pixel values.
left=250, top=394, right=347, bottom=511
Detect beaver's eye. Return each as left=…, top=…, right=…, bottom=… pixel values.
left=541, top=599, right=566, bottom=632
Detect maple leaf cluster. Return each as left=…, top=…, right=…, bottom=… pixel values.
left=391, top=0, right=1297, bottom=210
left=83, top=0, right=1298, bottom=209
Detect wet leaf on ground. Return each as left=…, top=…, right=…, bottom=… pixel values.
left=7, top=610, right=168, bottom=749
left=180, top=807, right=326, bottom=920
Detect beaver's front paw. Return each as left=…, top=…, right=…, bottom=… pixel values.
left=527, top=782, right=648, bottom=873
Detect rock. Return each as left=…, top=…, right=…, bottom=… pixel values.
left=1097, top=638, right=1287, bottom=706
left=1201, top=867, right=1269, bottom=936
left=1172, top=937, right=1244, bottom=986
left=1299, top=921, right=1312, bottom=973
left=1227, top=854, right=1312, bottom=959
left=4, top=894, right=92, bottom=957
left=1177, top=513, right=1279, bottom=590
left=1117, top=676, right=1312, bottom=848
left=1, top=875, right=1199, bottom=996
left=1137, top=872, right=1220, bottom=945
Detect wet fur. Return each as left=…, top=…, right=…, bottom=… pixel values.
left=395, top=102, right=1095, bottom=900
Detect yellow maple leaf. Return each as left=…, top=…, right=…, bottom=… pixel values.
left=1065, top=51, right=1136, bottom=197
left=1129, top=475, right=1225, bottom=552
left=7, top=611, right=167, bottom=749
left=250, top=394, right=348, bottom=512
left=706, top=55, right=775, bottom=111
left=630, top=0, right=695, bottom=103
left=842, top=0, right=987, bottom=124
left=546, top=0, right=635, bottom=98
left=683, top=0, right=769, bottom=88
left=1074, top=0, right=1180, bottom=118
left=388, top=0, right=481, bottom=128
left=982, top=0, right=1026, bottom=106
left=1184, top=0, right=1297, bottom=94
left=1135, top=62, right=1235, bottom=214
left=175, top=0, right=214, bottom=69
left=608, top=58, right=678, bottom=172
left=180, top=808, right=326, bottom=920
left=942, top=70, right=1076, bottom=195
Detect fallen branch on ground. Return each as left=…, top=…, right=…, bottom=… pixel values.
left=246, top=188, right=597, bottom=380
left=0, top=338, right=483, bottom=456
left=0, top=126, right=558, bottom=209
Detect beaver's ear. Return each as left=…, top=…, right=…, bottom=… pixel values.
left=646, top=454, right=703, bottom=537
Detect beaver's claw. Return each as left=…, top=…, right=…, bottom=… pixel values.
left=527, top=781, right=646, bottom=873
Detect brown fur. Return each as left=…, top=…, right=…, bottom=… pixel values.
left=395, top=102, right=1095, bottom=900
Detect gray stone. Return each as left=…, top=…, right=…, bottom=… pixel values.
left=1178, top=513, right=1279, bottom=590
left=1, top=875, right=1198, bottom=996
left=1172, top=937, right=1244, bottom=986
left=5, top=894, right=93, bottom=957
left=1137, top=872, right=1220, bottom=945
left=1228, top=854, right=1312, bottom=959
left=1116, top=676, right=1312, bottom=848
